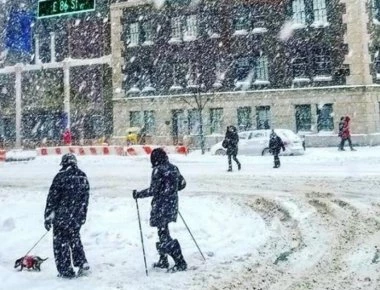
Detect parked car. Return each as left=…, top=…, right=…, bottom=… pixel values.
left=210, top=129, right=305, bottom=156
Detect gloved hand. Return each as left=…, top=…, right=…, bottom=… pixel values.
left=44, top=219, right=52, bottom=231
left=133, top=190, right=138, bottom=199
left=282, top=147, right=286, bottom=152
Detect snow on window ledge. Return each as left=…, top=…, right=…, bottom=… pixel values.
left=311, top=21, right=330, bottom=28
left=169, top=85, right=183, bottom=91
left=252, top=27, right=268, bottom=34
left=128, top=43, right=139, bottom=48
left=233, top=29, right=249, bottom=36
left=127, top=86, right=141, bottom=94
left=291, top=22, right=306, bottom=30
left=313, top=75, right=333, bottom=82
left=373, top=18, right=380, bottom=25
left=168, top=38, right=182, bottom=44
left=213, top=81, right=223, bottom=88
left=253, top=80, right=270, bottom=85
left=292, top=77, right=311, bottom=83
left=142, top=41, right=154, bottom=46
left=142, top=86, right=156, bottom=93
left=235, top=81, right=251, bottom=90
left=183, top=35, right=197, bottom=42
left=210, top=33, right=220, bottom=39
left=187, top=84, right=200, bottom=89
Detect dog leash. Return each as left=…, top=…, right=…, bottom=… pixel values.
left=24, top=231, right=49, bottom=257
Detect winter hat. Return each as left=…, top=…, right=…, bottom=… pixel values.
left=60, top=153, right=77, bottom=167
left=150, top=148, right=168, bottom=167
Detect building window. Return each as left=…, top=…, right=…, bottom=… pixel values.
left=295, top=105, right=312, bottom=132
left=375, top=50, right=380, bottom=79
left=188, top=109, right=201, bottom=135
left=256, top=106, right=271, bottom=129
left=210, top=108, right=223, bottom=134
left=313, top=0, right=328, bottom=24
left=292, top=53, right=308, bottom=79
left=170, top=63, right=184, bottom=91
left=129, top=23, right=139, bottom=46
left=186, top=61, right=199, bottom=88
left=170, top=17, right=182, bottom=41
left=142, top=21, right=153, bottom=44
left=316, top=104, right=333, bottom=131
left=313, top=46, right=331, bottom=77
left=237, top=107, right=252, bottom=131
left=130, top=111, right=142, bottom=128
left=144, top=110, right=156, bottom=135
left=372, top=0, right=380, bottom=22
left=184, top=15, right=197, bottom=41
left=292, top=0, right=306, bottom=25
left=255, top=56, right=269, bottom=82
left=233, top=5, right=250, bottom=34
left=235, top=56, right=254, bottom=90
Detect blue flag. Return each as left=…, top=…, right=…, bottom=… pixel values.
left=5, top=9, right=34, bottom=53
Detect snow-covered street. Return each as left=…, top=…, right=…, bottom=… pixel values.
left=1, top=147, right=380, bottom=290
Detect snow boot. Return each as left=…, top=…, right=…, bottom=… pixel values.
left=237, top=163, right=241, bottom=171
left=166, top=239, right=187, bottom=273
left=153, top=242, right=169, bottom=269
left=77, top=263, right=90, bottom=277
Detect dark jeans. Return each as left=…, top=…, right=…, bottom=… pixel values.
left=228, top=154, right=241, bottom=170
left=53, top=225, right=88, bottom=277
left=339, top=137, right=353, bottom=150
left=272, top=149, right=280, bottom=166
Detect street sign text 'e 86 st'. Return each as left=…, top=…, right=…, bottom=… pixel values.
left=38, top=0, right=95, bottom=18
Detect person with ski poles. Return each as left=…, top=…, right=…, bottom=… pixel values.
left=44, top=153, right=90, bottom=278
left=133, top=148, right=187, bottom=272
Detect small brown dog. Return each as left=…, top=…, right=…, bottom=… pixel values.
left=14, top=256, right=48, bottom=271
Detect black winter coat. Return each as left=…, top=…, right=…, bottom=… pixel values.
left=224, top=130, right=239, bottom=156
left=135, top=161, right=186, bottom=227
left=45, top=165, right=90, bottom=229
left=269, top=135, right=285, bottom=154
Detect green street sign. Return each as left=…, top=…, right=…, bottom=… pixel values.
left=38, top=0, right=95, bottom=18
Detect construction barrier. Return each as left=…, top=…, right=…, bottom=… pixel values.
left=124, top=145, right=188, bottom=156
left=0, top=150, right=6, bottom=162
left=36, top=146, right=124, bottom=156
left=35, top=145, right=188, bottom=157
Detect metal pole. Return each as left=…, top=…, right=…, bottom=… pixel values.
left=63, top=60, right=70, bottom=129
left=15, top=64, right=22, bottom=149
left=50, top=32, right=56, bottom=63
left=135, top=198, right=149, bottom=276
left=178, top=211, right=206, bottom=261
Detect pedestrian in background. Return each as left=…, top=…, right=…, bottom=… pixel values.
left=269, top=130, right=285, bottom=168
left=338, top=116, right=345, bottom=150
left=223, top=125, right=241, bottom=172
left=339, top=116, right=356, bottom=151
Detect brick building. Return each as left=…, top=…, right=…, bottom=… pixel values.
left=110, top=0, right=380, bottom=147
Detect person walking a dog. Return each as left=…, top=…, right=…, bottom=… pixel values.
left=44, top=153, right=90, bottom=278
left=133, top=148, right=188, bottom=272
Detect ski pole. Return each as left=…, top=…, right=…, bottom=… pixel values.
left=135, top=198, right=149, bottom=276
left=24, top=231, right=49, bottom=257
left=178, top=211, right=206, bottom=261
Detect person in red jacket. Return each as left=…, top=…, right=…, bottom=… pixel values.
left=62, top=129, right=72, bottom=146
left=339, top=116, right=356, bottom=151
